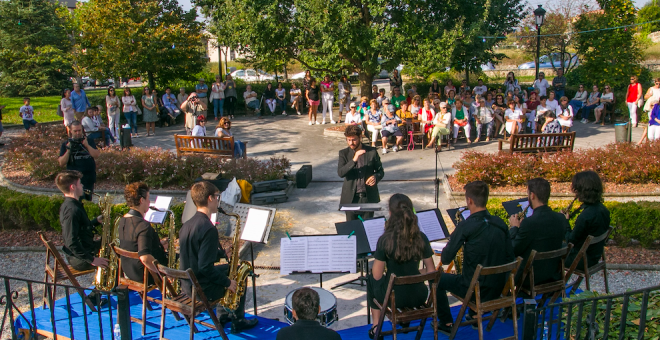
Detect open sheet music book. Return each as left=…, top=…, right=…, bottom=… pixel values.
left=240, top=208, right=272, bottom=243
left=280, top=235, right=357, bottom=275
left=144, top=196, right=172, bottom=224
left=501, top=198, right=534, bottom=218
left=359, top=209, right=449, bottom=253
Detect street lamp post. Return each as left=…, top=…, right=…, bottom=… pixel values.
left=534, top=5, right=546, bottom=81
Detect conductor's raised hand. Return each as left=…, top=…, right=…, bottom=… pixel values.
left=366, top=175, right=376, bottom=186
left=228, top=280, right=238, bottom=293
left=92, top=257, right=109, bottom=269
left=353, top=149, right=366, bottom=162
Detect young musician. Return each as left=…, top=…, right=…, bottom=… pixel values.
left=117, top=182, right=167, bottom=285
left=179, top=181, right=258, bottom=333
left=509, top=178, right=568, bottom=286
left=275, top=288, right=341, bottom=340
left=564, top=171, right=611, bottom=270
left=367, top=194, right=436, bottom=339
left=56, top=170, right=109, bottom=272
left=338, top=124, right=385, bottom=221
left=437, top=181, right=514, bottom=334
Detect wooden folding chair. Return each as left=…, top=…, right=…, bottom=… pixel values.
left=448, top=257, right=523, bottom=340
left=517, top=245, right=573, bottom=306
left=566, top=226, right=614, bottom=294
left=154, top=262, right=229, bottom=340
left=373, top=271, right=441, bottom=340
left=410, top=121, right=426, bottom=150
left=111, top=243, right=163, bottom=335
left=38, top=231, right=97, bottom=312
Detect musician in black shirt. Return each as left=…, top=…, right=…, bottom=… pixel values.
left=276, top=288, right=341, bottom=340
left=179, top=181, right=258, bottom=333
left=437, top=181, right=514, bottom=333
left=117, top=182, right=167, bottom=285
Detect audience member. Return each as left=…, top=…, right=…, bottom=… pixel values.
left=162, top=87, right=181, bottom=124
left=321, top=75, right=335, bottom=124
left=570, top=84, right=588, bottom=122
left=306, top=79, right=321, bottom=125
left=429, top=80, right=441, bottom=98
left=625, top=75, right=642, bottom=127
left=648, top=100, right=660, bottom=141
left=376, top=88, right=387, bottom=107
left=58, top=121, right=100, bottom=201
left=372, top=84, right=379, bottom=99
left=105, top=87, right=121, bottom=139
left=338, top=75, right=352, bottom=120
left=391, top=87, right=406, bottom=109
left=452, top=99, right=471, bottom=144
left=419, top=98, right=435, bottom=135
left=410, top=95, right=422, bottom=115
left=492, top=94, right=507, bottom=136
left=181, top=92, right=207, bottom=135
left=542, top=111, right=562, bottom=134
left=552, top=69, right=567, bottom=98
left=243, top=85, right=260, bottom=115
left=275, top=288, right=341, bottom=340
left=533, top=72, right=550, bottom=97
left=195, top=78, right=209, bottom=118
left=535, top=96, right=551, bottom=132
left=473, top=79, right=487, bottom=97
left=447, top=90, right=456, bottom=107
left=224, top=74, right=238, bottom=119
left=177, top=88, right=188, bottom=111
left=459, top=79, right=470, bottom=95
left=504, top=100, right=523, bottom=137
left=504, top=72, right=520, bottom=95
left=594, top=85, right=614, bottom=125
left=546, top=91, right=559, bottom=112
left=81, top=107, right=114, bottom=146
left=556, top=96, right=574, bottom=132
left=210, top=75, right=225, bottom=120
left=71, top=83, right=91, bottom=121
left=345, top=103, right=362, bottom=126
left=584, top=85, right=602, bottom=123
left=122, top=88, right=139, bottom=138
left=366, top=99, right=383, bottom=147
left=61, top=89, right=75, bottom=130
left=264, top=82, right=277, bottom=116
left=444, top=80, right=456, bottom=98
left=380, top=103, right=403, bottom=154
left=215, top=117, right=246, bottom=158
left=389, top=69, right=402, bottom=94
left=474, top=97, right=494, bottom=142
left=19, top=97, right=38, bottom=131
left=141, top=87, right=158, bottom=136
left=427, top=102, right=451, bottom=148
left=191, top=115, right=206, bottom=137
left=276, top=82, right=287, bottom=116
left=290, top=83, right=302, bottom=116
left=525, top=91, right=540, bottom=133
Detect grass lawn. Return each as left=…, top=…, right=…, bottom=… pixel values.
left=644, top=42, right=660, bottom=60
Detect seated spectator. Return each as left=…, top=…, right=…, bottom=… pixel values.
left=447, top=90, right=456, bottom=107
left=357, top=96, right=369, bottom=120
left=344, top=103, right=362, bottom=126
left=444, top=80, right=456, bottom=98
left=513, top=95, right=529, bottom=132
left=570, top=84, right=588, bottom=122
left=396, top=101, right=414, bottom=135
left=535, top=96, right=551, bottom=132
left=429, top=80, right=441, bottom=98
left=474, top=97, right=494, bottom=142
left=452, top=99, right=471, bottom=144
left=492, top=94, right=507, bottom=136
left=526, top=91, right=540, bottom=133
left=410, top=95, right=422, bottom=116
left=290, top=83, right=302, bottom=116
left=82, top=107, right=114, bottom=146
left=365, top=99, right=383, bottom=147
left=243, top=85, right=260, bottom=115
left=546, top=91, right=559, bottom=112
left=192, top=115, right=206, bottom=137
left=380, top=104, right=403, bottom=154
left=162, top=87, right=181, bottom=122
left=648, top=100, right=660, bottom=141
left=504, top=100, right=523, bottom=137
left=406, top=86, right=417, bottom=104
left=376, top=88, right=387, bottom=107
left=264, top=83, right=277, bottom=116
left=427, top=102, right=451, bottom=149
left=419, top=98, right=435, bottom=135
left=485, top=92, right=494, bottom=108
left=542, top=111, right=562, bottom=134
left=473, top=79, right=487, bottom=97
left=152, top=89, right=173, bottom=127
left=275, top=288, right=341, bottom=340
left=215, top=117, right=246, bottom=158
left=594, top=85, right=614, bottom=125
left=391, top=87, right=406, bottom=109
left=504, top=91, right=514, bottom=105
left=276, top=82, right=287, bottom=116
left=459, top=79, right=470, bottom=95
left=556, top=96, right=574, bottom=132
left=513, top=87, right=527, bottom=102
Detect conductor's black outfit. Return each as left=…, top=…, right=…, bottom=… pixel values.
left=275, top=319, right=342, bottom=340
left=565, top=203, right=610, bottom=270
left=509, top=205, right=567, bottom=287
left=436, top=210, right=515, bottom=325
left=117, top=210, right=168, bottom=285
left=337, top=144, right=384, bottom=221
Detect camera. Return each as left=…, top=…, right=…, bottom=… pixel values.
left=67, top=137, right=85, bottom=151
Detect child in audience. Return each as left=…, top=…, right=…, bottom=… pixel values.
left=19, top=97, right=38, bottom=131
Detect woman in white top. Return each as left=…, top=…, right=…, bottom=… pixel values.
left=513, top=95, right=529, bottom=132
left=594, top=85, right=614, bottom=126
left=474, top=97, right=494, bottom=142
left=338, top=75, right=352, bottom=121
left=105, top=87, right=121, bottom=139
left=122, top=88, right=139, bottom=137
left=546, top=91, right=559, bottom=112
left=639, top=78, right=660, bottom=144
left=344, top=103, right=362, bottom=126
left=275, top=82, right=287, bottom=116
left=555, top=96, right=574, bottom=132
left=60, top=89, right=75, bottom=130
left=426, top=102, right=451, bottom=149
left=410, top=95, right=422, bottom=115
left=210, top=75, right=225, bottom=120
left=504, top=100, right=523, bottom=137
left=320, top=75, right=335, bottom=124
left=214, top=117, right=246, bottom=158
left=191, top=115, right=206, bottom=136
left=289, top=83, right=302, bottom=115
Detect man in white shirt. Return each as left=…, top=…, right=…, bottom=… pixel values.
left=533, top=72, right=550, bottom=97
left=243, top=85, right=260, bottom=115
left=473, top=79, right=488, bottom=97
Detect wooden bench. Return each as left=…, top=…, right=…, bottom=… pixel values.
left=498, top=131, right=576, bottom=154
left=174, top=134, right=247, bottom=158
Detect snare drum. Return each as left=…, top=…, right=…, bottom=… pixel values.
left=284, top=287, right=338, bottom=327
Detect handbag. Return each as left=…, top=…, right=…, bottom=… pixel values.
left=56, top=105, right=63, bottom=117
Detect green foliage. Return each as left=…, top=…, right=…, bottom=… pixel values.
left=0, top=0, right=74, bottom=96
left=638, top=0, right=660, bottom=37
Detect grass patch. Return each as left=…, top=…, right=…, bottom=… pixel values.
left=497, top=48, right=529, bottom=67
left=644, top=42, right=660, bottom=60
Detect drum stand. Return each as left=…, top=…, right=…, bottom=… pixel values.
left=330, top=255, right=370, bottom=289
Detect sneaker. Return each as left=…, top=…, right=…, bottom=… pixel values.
left=392, top=146, right=398, bottom=152
left=315, top=121, right=320, bottom=125
left=297, top=111, right=301, bottom=115
left=382, top=148, right=387, bottom=154
left=291, top=103, right=296, bottom=109
left=309, top=121, right=313, bottom=125
left=331, top=120, right=337, bottom=124
left=282, top=112, right=287, bottom=116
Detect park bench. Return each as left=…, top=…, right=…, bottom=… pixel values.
left=174, top=134, right=247, bottom=158
left=498, top=131, right=576, bottom=154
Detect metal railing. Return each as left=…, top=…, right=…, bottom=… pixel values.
left=0, top=274, right=132, bottom=340
left=523, top=284, right=660, bottom=340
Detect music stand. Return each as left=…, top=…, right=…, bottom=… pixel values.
left=283, top=234, right=357, bottom=288
left=501, top=198, right=531, bottom=217
left=333, top=216, right=385, bottom=290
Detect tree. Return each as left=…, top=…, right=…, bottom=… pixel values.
left=75, top=0, right=206, bottom=89
left=0, top=0, right=73, bottom=96
left=638, top=0, right=660, bottom=37
left=573, top=0, right=643, bottom=88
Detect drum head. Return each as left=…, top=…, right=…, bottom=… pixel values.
left=285, top=287, right=336, bottom=311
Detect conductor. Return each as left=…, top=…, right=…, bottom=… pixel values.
left=338, top=124, right=384, bottom=221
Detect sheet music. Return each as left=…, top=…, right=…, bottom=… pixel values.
left=340, top=206, right=361, bottom=211
left=241, top=208, right=271, bottom=242
left=363, top=218, right=386, bottom=252
left=210, top=213, right=217, bottom=224
left=431, top=241, right=448, bottom=253
left=144, top=196, right=173, bottom=224
left=519, top=201, right=534, bottom=217
left=280, top=238, right=308, bottom=275
left=417, top=210, right=446, bottom=241
left=461, top=209, right=471, bottom=220
left=306, top=236, right=332, bottom=273
left=330, top=236, right=357, bottom=273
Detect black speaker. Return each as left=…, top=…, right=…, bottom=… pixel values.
left=296, top=165, right=313, bottom=188
left=120, top=128, right=132, bottom=149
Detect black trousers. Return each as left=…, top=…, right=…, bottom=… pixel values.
left=203, top=264, right=247, bottom=319
left=225, top=96, right=236, bottom=116
left=435, top=272, right=503, bottom=325
left=345, top=194, right=375, bottom=221
left=67, top=239, right=102, bottom=271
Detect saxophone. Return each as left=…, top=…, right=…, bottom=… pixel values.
left=89, top=191, right=119, bottom=291
left=452, top=207, right=467, bottom=275
left=219, top=212, right=253, bottom=312
left=517, top=204, right=531, bottom=220
left=149, top=206, right=180, bottom=296
left=562, top=197, right=583, bottom=220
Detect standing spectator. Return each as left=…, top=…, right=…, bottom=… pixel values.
left=391, top=87, right=406, bottom=109
left=338, top=75, right=352, bottom=121
left=582, top=85, right=601, bottom=122
left=444, top=80, right=456, bottom=98
left=224, top=74, right=237, bottom=119
left=389, top=69, right=402, bottom=95
left=427, top=102, right=451, bottom=148
left=429, top=80, right=441, bottom=98
left=243, top=85, right=260, bottom=115
left=546, top=90, right=559, bottom=112
left=275, top=82, right=287, bottom=116
left=71, top=83, right=91, bottom=121
left=105, top=87, right=121, bottom=140
left=459, top=79, right=470, bottom=95
left=533, top=72, right=550, bottom=97
left=191, top=115, right=206, bottom=137
left=195, top=78, right=208, bottom=118
left=61, top=89, right=75, bottom=131
left=210, top=75, right=225, bottom=120
left=380, top=103, right=403, bottom=154
left=504, top=100, right=523, bottom=137
left=58, top=121, right=100, bottom=201
left=473, top=79, right=487, bottom=97
left=264, top=82, right=277, bottom=116
left=181, top=93, right=206, bottom=135
left=365, top=100, right=383, bottom=147
left=640, top=78, right=660, bottom=142
left=570, top=85, right=588, bottom=123
left=648, top=101, right=660, bottom=141
left=626, top=75, right=643, bottom=127
left=162, top=87, right=181, bottom=122
left=0, top=103, right=4, bottom=147
left=556, top=96, right=574, bottom=132
left=306, top=78, right=321, bottom=125
left=290, top=83, right=302, bottom=116
left=321, top=75, right=335, bottom=124
left=552, top=69, right=567, bottom=99
left=122, top=88, right=139, bottom=138
left=177, top=88, right=189, bottom=111
left=474, top=97, right=494, bottom=142
left=215, top=117, right=246, bottom=158
left=141, top=88, right=158, bottom=136
left=372, top=84, right=379, bottom=99
left=452, top=99, right=471, bottom=144
left=19, top=97, right=38, bottom=131
left=504, top=72, right=520, bottom=95
left=594, top=85, right=614, bottom=125
left=344, top=103, right=362, bottom=126
left=301, top=70, right=311, bottom=112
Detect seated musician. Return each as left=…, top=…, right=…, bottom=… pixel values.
left=508, top=178, right=567, bottom=287
left=436, top=181, right=514, bottom=334
left=117, top=182, right=167, bottom=285
left=564, top=171, right=611, bottom=270
left=275, top=288, right=341, bottom=340
left=179, top=181, right=258, bottom=333
left=56, top=170, right=109, bottom=272
left=367, top=194, right=436, bottom=339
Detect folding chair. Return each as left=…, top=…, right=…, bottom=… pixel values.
left=409, top=121, right=425, bottom=150
left=566, top=226, right=614, bottom=294
left=38, top=231, right=98, bottom=312
left=373, top=271, right=442, bottom=340
left=517, top=245, right=573, bottom=307
left=154, top=262, right=229, bottom=340
left=448, top=257, right=523, bottom=340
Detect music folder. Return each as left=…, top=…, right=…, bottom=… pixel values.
left=240, top=207, right=273, bottom=243
left=502, top=198, right=533, bottom=218
left=446, top=207, right=470, bottom=228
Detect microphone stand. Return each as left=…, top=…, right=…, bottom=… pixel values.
left=434, top=143, right=441, bottom=210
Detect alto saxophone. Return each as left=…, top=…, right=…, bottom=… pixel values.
left=452, top=207, right=467, bottom=275
left=150, top=206, right=180, bottom=296
left=517, top=204, right=531, bottom=220
left=219, top=212, right=253, bottom=312
left=89, top=191, right=119, bottom=291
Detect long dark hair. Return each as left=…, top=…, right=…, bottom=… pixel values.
left=380, top=194, right=425, bottom=263
left=571, top=170, right=603, bottom=204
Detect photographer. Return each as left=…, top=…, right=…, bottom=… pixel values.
left=58, top=121, right=100, bottom=201
left=181, top=92, right=207, bottom=135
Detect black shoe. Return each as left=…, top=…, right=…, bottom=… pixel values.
left=399, top=321, right=411, bottom=334
left=216, top=311, right=231, bottom=326
left=368, top=325, right=383, bottom=340
left=437, top=323, right=452, bottom=336
left=230, top=317, right=258, bottom=333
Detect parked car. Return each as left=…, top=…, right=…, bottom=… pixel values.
left=518, top=53, right=579, bottom=70
left=81, top=77, right=114, bottom=87
left=230, top=69, right=275, bottom=82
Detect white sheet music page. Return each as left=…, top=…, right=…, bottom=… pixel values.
left=144, top=196, right=173, bottom=224
left=329, top=236, right=357, bottom=273
left=519, top=201, right=534, bottom=217
left=306, top=236, right=332, bottom=273
left=280, top=237, right=308, bottom=275
left=362, top=218, right=386, bottom=252
left=340, top=206, right=361, bottom=211
left=241, top=208, right=271, bottom=242
left=416, top=210, right=446, bottom=241
left=461, top=209, right=471, bottom=220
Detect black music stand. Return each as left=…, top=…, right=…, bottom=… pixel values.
left=333, top=216, right=384, bottom=290
left=502, top=198, right=530, bottom=217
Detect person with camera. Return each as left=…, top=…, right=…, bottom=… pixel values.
left=58, top=121, right=100, bottom=202
left=181, top=92, right=207, bottom=135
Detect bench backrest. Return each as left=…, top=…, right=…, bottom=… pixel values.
left=508, top=131, right=576, bottom=153
left=174, top=134, right=234, bottom=157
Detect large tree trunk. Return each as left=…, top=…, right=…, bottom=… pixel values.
left=147, top=71, right=155, bottom=90
left=358, top=71, right=375, bottom=98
